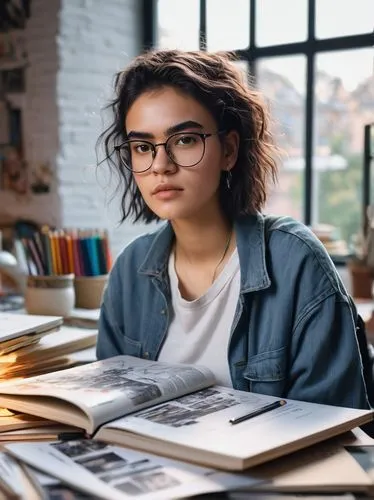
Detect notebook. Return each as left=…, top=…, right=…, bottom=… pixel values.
left=0, top=313, right=62, bottom=342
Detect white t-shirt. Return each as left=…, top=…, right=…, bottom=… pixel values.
left=158, top=248, right=240, bottom=387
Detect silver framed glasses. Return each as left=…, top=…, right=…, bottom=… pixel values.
left=114, top=131, right=223, bottom=173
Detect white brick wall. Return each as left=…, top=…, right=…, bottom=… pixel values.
left=1, top=0, right=157, bottom=257
left=57, top=0, right=156, bottom=257
left=0, top=0, right=61, bottom=227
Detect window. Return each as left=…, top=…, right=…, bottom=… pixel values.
left=315, top=0, right=374, bottom=39
left=157, top=0, right=200, bottom=50
left=256, top=0, right=308, bottom=46
left=206, top=0, right=250, bottom=51
left=148, top=0, right=373, bottom=258
left=257, top=56, right=306, bottom=221
left=314, top=48, right=373, bottom=251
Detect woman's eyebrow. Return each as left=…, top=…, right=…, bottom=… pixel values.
left=126, top=120, right=204, bottom=140
left=166, top=120, right=204, bottom=135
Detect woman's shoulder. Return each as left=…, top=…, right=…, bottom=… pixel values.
left=264, top=214, right=328, bottom=256
left=262, top=214, right=344, bottom=292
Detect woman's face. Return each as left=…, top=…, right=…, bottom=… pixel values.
left=124, top=86, right=238, bottom=222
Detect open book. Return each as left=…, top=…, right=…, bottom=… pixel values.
left=4, top=440, right=261, bottom=500
left=0, top=356, right=371, bottom=471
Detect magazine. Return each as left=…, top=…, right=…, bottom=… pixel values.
left=0, top=355, right=371, bottom=470
left=5, top=439, right=261, bottom=500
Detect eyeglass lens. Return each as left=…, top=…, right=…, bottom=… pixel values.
left=118, top=132, right=206, bottom=172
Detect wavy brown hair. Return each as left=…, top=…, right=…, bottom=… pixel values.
left=97, top=49, right=279, bottom=223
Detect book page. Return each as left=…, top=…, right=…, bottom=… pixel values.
left=251, top=441, right=372, bottom=492
left=0, top=407, right=54, bottom=432
left=24, top=465, right=97, bottom=499
left=10, top=326, right=97, bottom=359
left=0, top=356, right=215, bottom=433
left=346, top=445, right=374, bottom=482
left=0, top=313, right=62, bottom=341
left=5, top=440, right=262, bottom=500
left=0, top=424, right=78, bottom=442
left=0, top=327, right=97, bottom=377
left=99, top=386, right=373, bottom=470
left=0, top=451, right=36, bottom=498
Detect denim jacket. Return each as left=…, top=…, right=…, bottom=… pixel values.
left=97, top=214, right=369, bottom=409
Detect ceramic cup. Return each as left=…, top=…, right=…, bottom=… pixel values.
left=25, top=274, right=75, bottom=317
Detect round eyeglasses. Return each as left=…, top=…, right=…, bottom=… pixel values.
left=114, top=131, right=223, bottom=173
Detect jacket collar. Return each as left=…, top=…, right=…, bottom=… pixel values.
left=138, top=213, right=271, bottom=293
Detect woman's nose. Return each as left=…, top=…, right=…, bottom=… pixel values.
left=151, top=144, right=177, bottom=174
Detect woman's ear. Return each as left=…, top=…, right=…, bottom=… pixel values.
left=223, top=130, right=240, bottom=171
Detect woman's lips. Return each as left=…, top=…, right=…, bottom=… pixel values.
left=152, top=184, right=183, bottom=200
left=153, top=187, right=183, bottom=200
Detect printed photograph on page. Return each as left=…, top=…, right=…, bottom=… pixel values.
left=0, top=357, right=214, bottom=411
left=5, top=440, right=260, bottom=499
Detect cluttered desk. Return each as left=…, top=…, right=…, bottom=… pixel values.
left=0, top=311, right=373, bottom=499
left=2, top=228, right=374, bottom=499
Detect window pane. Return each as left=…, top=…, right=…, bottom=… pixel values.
left=316, top=0, right=374, bottom=39
left=256, top=0, right=307, bottom=47
left=257, top=56, right=306, bottom=221
left=206, top=0, right=250, bottom=51
left=157, top=0, right=200, bottom=50
left=313, top=49, right=374, bottom=257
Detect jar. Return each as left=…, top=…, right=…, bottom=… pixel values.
left=25, top=274, right=75, bottom=317
left=74, top=274, right=108, bottom=309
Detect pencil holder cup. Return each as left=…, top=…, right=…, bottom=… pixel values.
left=74, top=274, right=108, bottom=309
left=25, top=274, right=75, bottom=317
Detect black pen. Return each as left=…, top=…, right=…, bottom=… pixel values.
left=229, top=399, right=287, bottom=425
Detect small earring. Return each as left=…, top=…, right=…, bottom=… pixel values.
left=226, top=170, right=232, bottom=190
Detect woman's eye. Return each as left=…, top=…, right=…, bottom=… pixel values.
left=134, top=143, right=151, bottom=154
left=176, top=135, right=196, bottom=146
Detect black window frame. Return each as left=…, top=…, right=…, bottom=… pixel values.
left=142, top=0, right=373, bottom=227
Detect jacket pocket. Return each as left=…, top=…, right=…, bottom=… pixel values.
left=123, top=334, right=142, bottom=358
left=243, top=347, right=287, bottom=396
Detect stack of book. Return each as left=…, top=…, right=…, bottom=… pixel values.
left=0, top=313, right=97, bottom=380
left=0, top=326, right=97, bottom=379
left=0, top=313, right=97, bottom=442
left=0, top=356, right=372, bottom=498
left=0, top=313, right=63, bottom=357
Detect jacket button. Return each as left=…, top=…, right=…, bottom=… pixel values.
left=160, top=309, right=166, bottom=315
left=143, top=352, right=150, bottom=359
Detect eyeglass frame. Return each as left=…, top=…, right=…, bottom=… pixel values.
left=114, top=130, right=226, bottom=173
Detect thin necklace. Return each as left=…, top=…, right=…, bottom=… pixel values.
left=211, top=230, right=233, bottom=284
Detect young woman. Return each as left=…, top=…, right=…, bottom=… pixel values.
left=96, top=49, right=369, bottom=409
